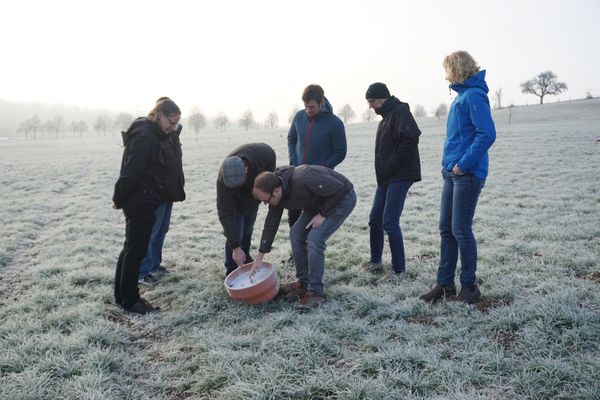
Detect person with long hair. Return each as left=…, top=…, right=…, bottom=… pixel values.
left=420, top=51, right=496, bottom=304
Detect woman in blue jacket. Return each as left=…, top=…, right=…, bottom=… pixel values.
left=421, top=51, right=496, bottom=304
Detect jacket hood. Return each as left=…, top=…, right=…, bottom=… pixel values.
left=319, top=97, right=334, bottom=115
left=276, top=166, right=295, bottom=195
left=121, top=117, right=164, bottom=145
left=376, top=96, right=403, bottom=116
left=450, top=70, right=489, bottom=94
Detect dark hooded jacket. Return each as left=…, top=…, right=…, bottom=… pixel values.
left=287, top=97, right=347, bottom=168
left=258, top=165, right=353, bottom=253
left=112, top=117, right=166, bottom=214
left=217, top=143, right=276, bottom=249
left=160, top=124, right=186, bottom=202
left=374, top=96, right=422, bottom=185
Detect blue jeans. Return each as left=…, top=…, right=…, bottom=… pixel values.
left=368, top=180, right=413, bottom=272
left=437, top=170, right=485, bottom=287
left=290, top=190, right=356, bottom=295
left=224, top=210, right=257, bottom=275
left=139, top=202, right=173, bottom=278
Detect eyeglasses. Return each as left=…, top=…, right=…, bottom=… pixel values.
left=165, top=114, right=180, bottom=125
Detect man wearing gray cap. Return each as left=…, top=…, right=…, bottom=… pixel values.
left=217, top=143, right=276, bottom=275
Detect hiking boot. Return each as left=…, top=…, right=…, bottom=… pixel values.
left=295, top=292, right=325, bottom=312
left=457, top=285, right=481, bottom=304
left=125, top=298, right=159, bottom=315
left=362, top=261, right=384, bottom=273
left=279, top=281, right=308, bottom=301
left=376, top=269, right=403, bottom=284
left=419, top=283, right=456, bottom=303
left=138, top=273, right=160, bottom=287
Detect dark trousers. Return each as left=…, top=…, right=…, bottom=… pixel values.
left=114, top=209, right=155, bottom=308
left=288, top=209, right=302, bottom=228
left=224, top=210, right=257, bottom=275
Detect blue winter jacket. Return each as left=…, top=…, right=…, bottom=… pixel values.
left=287, top=97, right=347, bottom=169
left=443, top=70, right=496, bottom=180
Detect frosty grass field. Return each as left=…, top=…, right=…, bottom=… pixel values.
left=1, top=99, right=599, bottom=399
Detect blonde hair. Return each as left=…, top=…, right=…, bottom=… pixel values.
left=443, top=51, right=480, bottom=84
left=147, top=98, right=181, bottom=122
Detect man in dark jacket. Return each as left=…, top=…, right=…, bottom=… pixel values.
left=252, top=165, right=356, bottom=312
left=138, top=118, right=186, bottom=286
left=217, top=143, right=276, bottom=275
left=113, top=98, right=181, bottom=314
left=286, top=84, right=347, bottom=228
left=362, top=82, right=421, bottom=283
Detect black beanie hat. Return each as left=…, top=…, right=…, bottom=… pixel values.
left=365, top=82, right=391, bottom=99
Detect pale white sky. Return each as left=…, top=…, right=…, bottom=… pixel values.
left=2, top=0, right=599, bottom=123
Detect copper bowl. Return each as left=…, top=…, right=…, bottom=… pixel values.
left=224, top=262, right=279, bottom=304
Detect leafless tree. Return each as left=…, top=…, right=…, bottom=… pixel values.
left=265, top=112, right=279, bottom=130
left=239, top=110, right=255, bottom=131
left=338, top=104, right=355, bottom=124
left=493, top=88, right=503, bottom=109
left=215, top=113, right=229, bottom=132
left=586, top=91, right=594, bottom=100
left=520, top=71, right=567, bottom=104
left=434, top=103, right=448, bottom=120
left=70, top=120, right=88, bottom=137
left=188, top=110, right=206, bottom=141
left=49, top=115, right=65, bottom=138
left=113, top=113, right=134, bottom=133
left=413, top=104, right=427, bottom=118
left=362, top=108, right=376, bottom=122
left=94, top=114, right=112, bottom=136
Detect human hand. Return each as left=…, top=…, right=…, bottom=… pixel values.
left=453, top=164, right=465, bottom=175
left=232, top=247, right=246, bottom=267
left=305, top=213, right=326, bottom=229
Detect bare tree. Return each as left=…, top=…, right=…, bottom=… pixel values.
left=362, top=108, right=376, bottom=122
left=239, top=110, right=255, bottom=131
left=215, top=113, right=229, bottom=132
left=586, top=91, right=594, bottom=100
left=520, top=71, right=567, bottom=104
left=94, top=114, right=111, bottom=136
left=493, top=88, right=503, bottom=109
left=50, top=115, right=65, bottom=138
left=338, top=104, right=355, bottom=124
left=188, top=110, right=206, bottom=141
left=413, top=104, right=427, bottom=118
left=113, top=113, right=134, bottom=133
left=70, top=120, right=88, bottom=137
left=18, top=119, right=32, bottom=139
left=434, top=103, right=448, bottom=120
left=288, top=106, right=299, bottom=123
left=265, top=112, right=279, bottom=130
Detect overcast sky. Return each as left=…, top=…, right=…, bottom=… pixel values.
left=2, top=0, right=599, bottom=123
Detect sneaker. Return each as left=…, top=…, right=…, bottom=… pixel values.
left=138, top=273, right=160, bottom=287
left=419, top=283, right=457, bottom=303
left=457, top=285, right=481, bottom=304
left=362, top=261, right=384, bottom=273
left=376, top=269, right=403, bottom=284
left=279, top=281, right=307, bottom=301
left=150, top=265, right=170, bottom=276
left=295, top=291, right=325, bottom=312
left=125, top=298, right=159, bottom=315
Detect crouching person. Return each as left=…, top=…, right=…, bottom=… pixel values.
left=252, top=165, right=356, bottom=312
left=217, top=143, right=276, bottom=275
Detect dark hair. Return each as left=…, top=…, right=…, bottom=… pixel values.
left=254, top=171, right=282, bottom=193
left=147, top=98, right=181, bottom=122
left=302, top=84, right=324, bottom=103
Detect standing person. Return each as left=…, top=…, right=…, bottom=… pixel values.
left=252, top=165, right=356, bottom=312
left=287, top=84, right=347, bottom=228
left=362, top=83, right=422, bottom=283
left=420, top=50, right=496, bottom=304
left=113, top=98, right=181, bottom=314
left=138, top=97, right=186, bottom=286
left=217, top=143, right=276, bottom=276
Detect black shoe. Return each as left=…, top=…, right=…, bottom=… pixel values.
left=138, top=273, right=160, bottom=287
left=419, top=283, right=456, bottom=302
left=125, top=298, right=159, bottom=315
left=457, top=285, right=481, bottom=304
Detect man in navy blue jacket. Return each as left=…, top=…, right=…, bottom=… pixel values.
left=287, top=84, right=347, bottom=228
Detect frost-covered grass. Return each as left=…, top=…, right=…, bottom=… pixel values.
left=1, top=99, right=599, bottom=399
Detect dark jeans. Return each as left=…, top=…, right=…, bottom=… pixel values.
left=224, top=210, right=257, bottom=275
left=139, top=202, right=173, bottom=278
left=289, top=190, right=356, bottom=295
left=437, top=169, right=485, bottom=287
left=115, top=209, right=155, bottom=308
left=368, top=180, right=413, bottom=272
